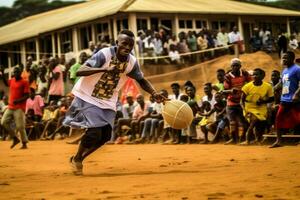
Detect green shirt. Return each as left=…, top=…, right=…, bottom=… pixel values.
left=69, top=63, right=81, bottom=84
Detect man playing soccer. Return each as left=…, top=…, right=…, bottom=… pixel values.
left=271, top=51, right=300, bottom=148
left=64, top=30, right=163, bottom=175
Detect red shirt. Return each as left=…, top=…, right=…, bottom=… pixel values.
left=8, top=78, right=29, bottom=111
left=224, top=70, right=251, bottom=106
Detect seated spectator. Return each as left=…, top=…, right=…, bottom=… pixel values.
left=39, top=101, right=60, bottom=139
left=25, top=88, right=44, bottom=122
left=168, top=82, right=183, bottom=100
left=241, top=68, right=274, bottom=145
left=201, top=92, right=228, bottom=143
left=136, top=90, right=168, bottom=144
left=114, top=93, right=138, bottom=140
left=130, top=94, right=151, bottom=140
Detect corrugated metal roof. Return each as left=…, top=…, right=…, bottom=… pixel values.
left=0, top=0, right=128, bottom=45
left=125, top=0, right=300, bottom=16
left=0, top=0, right=299, bottom=46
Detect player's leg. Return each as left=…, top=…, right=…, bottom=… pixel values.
left=1, top=109, right=19, bottom=148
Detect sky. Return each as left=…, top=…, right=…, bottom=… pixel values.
left=0, top=0, right=84, bottom=7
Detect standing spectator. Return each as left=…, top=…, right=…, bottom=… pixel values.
left=228, top=26, right=243, bottom=53
left=241, top=68, right=274, bottom=145
left=289, top=35, right=298, bottom=50
left=26, top=88, right=44, bottom=122
left=277, top=30, right=288, bottom=58
left=271, top=52, right=300, bottom=148
left=48, top=57, right=64, bottom=103
left=249, top=28, right=262, bottom=52
left=36, top=67, right=48, bottom=100
left=223, top=58, right=251, bottom=144
left=213, top=69, right=225, bottom=91
left=217, top=27, right=229, bottom=47
left=153, top=33, right=163, bottom=62
left=0, top=67, right=29, bottom=149
left=69, top=52, right=88, bottom=85
left=187, top=31, right=198, bottom=63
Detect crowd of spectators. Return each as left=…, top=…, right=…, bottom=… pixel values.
left=0, top=26, right=300, bottom=147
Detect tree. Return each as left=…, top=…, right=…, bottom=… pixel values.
left=0, top=0, right=85, bottom=27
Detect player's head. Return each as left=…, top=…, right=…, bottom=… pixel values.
left=271, top=70, right=281, bottom=84
left=231, top=58, right=241, bottom=73
left=216, top=69, right=225, bottom=82
left=13, top=66, right=22, bottom=79
left=253, top=68, right=265, bottom=82
left=204, top=83, right=212, bottom=95
left=171, top=82, right=180, bottom=94
left=281, top=51, right=295, bottom=68
left=116, top=30, right=135, bottom=57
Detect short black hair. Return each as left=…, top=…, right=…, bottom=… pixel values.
left=119, top=29, right=135, bottom=38
left=217, top=69, right=225, bottom=74
left=171, top=82, right=180, bottom=88
left=254, top=68, right=265, bottom=78
left=286, top=51, right=295, bottom=61
left=271, top=70, right=280, bottom=76
left=204, top=82, right=212, bottom=88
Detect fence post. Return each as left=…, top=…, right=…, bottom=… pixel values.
left=234, top=44, right=239, bottom=58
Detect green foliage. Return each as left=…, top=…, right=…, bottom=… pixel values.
left=0, top=0, right=85, bottom=27
left=236, top=0, right=300, bottom=11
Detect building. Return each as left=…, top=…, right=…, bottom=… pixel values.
left=0, top=0, right=299, bottom=69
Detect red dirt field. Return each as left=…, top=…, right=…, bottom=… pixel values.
left=1, top=140, right=300, bottom=200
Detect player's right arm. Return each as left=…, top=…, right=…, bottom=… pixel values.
left=76, top=50, right=107, bottom=76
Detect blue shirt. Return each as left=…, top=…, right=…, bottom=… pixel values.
left=281, top=64, right=300, bottom=102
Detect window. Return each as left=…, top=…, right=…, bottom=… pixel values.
left=39, top=35, right=52, bottom=57
left=179, top=20, right=185, bottom=29
left=60, top=30, right=72, bottom=53
left=212, top=21, right=219, bottom=30
left=25, top=40, right=36, bottom=60
left=196, top=20, right=202, bottom=29
left=137, top=19, right=148, bottom=32
left=117, top=19, right=128, bottom=33
left=79, top=25, right=92, bottom=49
left=178, top=19, right=194, bottom=29
left=96, top=22, right=109, bottom=43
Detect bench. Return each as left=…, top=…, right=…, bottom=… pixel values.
left=263, top=134, right=300, bottom=138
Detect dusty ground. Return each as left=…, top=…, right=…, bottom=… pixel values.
left=0, top=141, right=300, bottom=200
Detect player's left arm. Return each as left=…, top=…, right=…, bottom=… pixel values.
left=127, top=61, right=164, bottom=101
left=292, top=69, right=300, bottom=102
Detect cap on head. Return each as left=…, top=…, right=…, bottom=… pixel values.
left=231, top=58, right=241, bottom=66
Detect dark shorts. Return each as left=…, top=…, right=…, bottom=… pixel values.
left=275, top=102, right=300, bottom=129
left=226, top=105, right=244, bottom=122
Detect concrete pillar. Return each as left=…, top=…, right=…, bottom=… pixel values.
left=147, top=17, right=151, bottom=30
left=238, top=16, right=244, bottom=40
left=173, top=14, right=179, bottom=37
left=287, top=17, right=291, bottom=37
left=72, top=28, right=79, bottom=55
left=57, top=33, right=61, bottom=57
left=8, top=56, right=12, bottom=79
left=20, top=42, right=26, bottom=65
left=35, top=38, right=40, bottom=62
left=51, top=33, right=56, bottom=57
left=113, top=17, right=118, bottom=41
left=128, top=13, right=138, bottom=56
left=91, top=24, right=96, bottom=43
left=128, top=13, right=137, bottom=37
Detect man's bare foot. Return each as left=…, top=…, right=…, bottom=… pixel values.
left=10, top=137, right=20, bottom=149
left=240, top=141, right=250, bottom=145
left=224, top=139, right=236, bottom=145
left=270, top=141, right=282, bottom=148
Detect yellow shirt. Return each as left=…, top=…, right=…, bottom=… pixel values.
left=242, top=81, right=273, bottom=121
